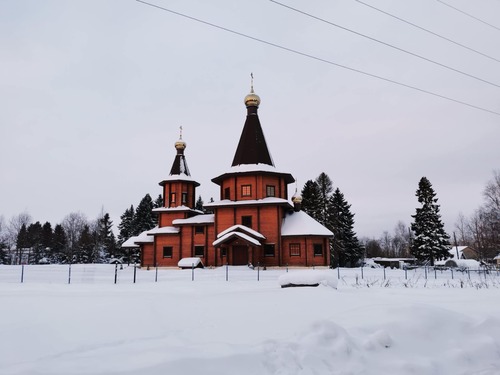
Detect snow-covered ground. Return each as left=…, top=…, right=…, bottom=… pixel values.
left=1, top=264, right=499, bottom=375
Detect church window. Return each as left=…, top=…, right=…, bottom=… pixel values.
left=290, top=243, right=301, bottom=256
left=264, top=244, right=275, bottom=257
left=194, top=246, right=204, bottom=257
left=266, top=185, right=275, bottom=197
left=163, top=246, right=173, bottom=258
left=314, top=244, right=323, bottom=256
left=224, top=187, right=230, bottom=200
left=170, top=193, right=176, bottom=204
left=182, top=192, right=188, bottom=205
left=242, top=215, right=252, bottom=228
left=195, top=226, right=204, bottom=234
left=241, top=185, right=252, bottom=197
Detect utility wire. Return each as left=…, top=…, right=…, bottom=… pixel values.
left=353, top=0, right=500, bottom=64
left=436, top=0, right=500, bottom=33
left=270, top=0, right=500, bottom=89
left=135, top=0, right=500, bottom=117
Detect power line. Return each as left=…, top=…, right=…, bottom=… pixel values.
left=135, top=0, right=500, bottom=117
left=270, top=0, right=500, bottom=89
left=353, top=0, right=500, bottom=64
left=436, top=0, right=500, bottom=32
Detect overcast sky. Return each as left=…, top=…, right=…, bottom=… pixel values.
left=1, top=0, right=499, bottom=238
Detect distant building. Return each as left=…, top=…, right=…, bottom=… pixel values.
left=123, top=84, right=333, bottom=267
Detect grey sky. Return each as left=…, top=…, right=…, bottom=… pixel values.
left=1, top=0, right=499, bottom=238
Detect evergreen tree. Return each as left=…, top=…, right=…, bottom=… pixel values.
left=118, top=205, right=135, bottom=244
left=0, top=235, right=8, bottom=264
left=301, top=180, right=322, bottom=222
left=98, top=213, right=115, bottom=260
left=16, top=224, right=29, bottom=264
left=195, top=195, right=204, bottom=212
left=154, top=194, right=163, bottom=209
left=51, top=224, right=67, bottom=263
left=410, top=177, right=450, bottom=265
left=41, top=222, right=53, bottom=250
left=27, top=221, right=44, bottom=264
left=77, top=225, right=95, bottom=263
left=329, top=188, right=363, bottom=267
left=133, top=194, right=156, bottom=235
left=316, top=172, right=333, bottom=225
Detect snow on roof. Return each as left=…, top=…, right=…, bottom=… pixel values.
left=121, top=236, right=140, bottom=248
left=205, top=197, right=289, bottom=208
left=152, top=206, right=203, bottom=214
left=159, top=174, right=198, bottom=183
left=281, top=210, right=333, bottom=237
left=173, top=214, right=215, bottom=225
left=217, top=224, right=265, bottom=240
left=134, top=230, right=154, bottom=244
left=146, top=226, right=180, bottom=235
left=278, top=270, right=338, bottom=289
left=213, top=231, right=262, bottom=247
left=178, top=257, right=203, bottom=268
left=494, top=254, right=500, bottom=260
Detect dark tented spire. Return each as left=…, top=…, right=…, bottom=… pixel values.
left=231, top=84, right=274, bottom=167
left=170, top=126, right=191, bottom=176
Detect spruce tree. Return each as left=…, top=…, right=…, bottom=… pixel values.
left=41, top=222, right=53, bottom=251
left=329, top=188, right=363, bottom=267
left=118, top=205, right=135, bottom=244
left=52, top=224, right=67, bottom=263
left=77, top=225, right=95, bottom=263
left=16, top=224, right=29, bottom=264
left=316, top=172, right=333, bottom=225
left=195, top=195, right=204, bottom=212
left=410, top=177, right=450, bottom=266
left=27, top=221, right=44, bottom=264
left=98, top=213, right=114, bottom=260
left=301, top=180, right=322, bottom=223
left=133, top=194, right=156, bottom=235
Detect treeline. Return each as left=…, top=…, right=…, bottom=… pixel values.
left=0, top=193, right=164, bottom=265
left=454, top=170, right=500, bottom=260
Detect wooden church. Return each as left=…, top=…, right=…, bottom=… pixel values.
left=123, top=84, right=333, bottom=268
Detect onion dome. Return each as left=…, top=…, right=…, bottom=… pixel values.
left=244, top=87, right=261, bottom=108
left=292, top=190, right=302, bottom=212
left=175, top=138, right=186, bottom=152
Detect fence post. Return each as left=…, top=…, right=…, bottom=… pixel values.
left=361, top=266, right=364, bottom=279
left=405, top=267, right=407, bottom=280
left=383, top=267, right=386, bottom=280
left=154, top=265, right=158, bottom=283
left=134, top=264, right=137, bottom=283
left=434, top=268, right=437, bottom=279
left=337, top=266, right=340, bottom=279
left=191, top=263, right=195, bottom=281
left=257, top=262, right=260, bottom=281
left=451, top=268, right=454, bottom=279
left=21, top=264, right=24, bottom=283
left=114, top=263, right=118, bottom=284
left=424, top=266, right=427, bottom=279
left=467, top=268, right=470, bottom=280
left=286, top=263, right=288, bottom=273
left=68, top=264, right=71, bottom=284
left=226, top=263, right=228, bottom=281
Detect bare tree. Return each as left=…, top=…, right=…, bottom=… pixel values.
left=61, top=212, right=88, bottom=263
left=7, top=212, right=32, bottom=264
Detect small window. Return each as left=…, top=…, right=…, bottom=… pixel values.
left=170, top=193, right=176, bottom=204
left=220, top=248, right=227, bottom=257
left=195, top=226, right=204, bottom=234
left=224, top=187, right=230, bottom=200
left=266, top=185, right=276, bottom=197
left=264, top=244, right=275, bottom=257
left=241, top=185, right=252, bottom=197
left=314, top=244, right=323, bottom=257
left=163, top=246, right=173, bottom=258
left=194, top=246, right=204, bottom=257
left=242, top=216, right=252, bottom=228
left=290, top=243, right=301, bottom=256
left=181, top=192, right=188, bottom=205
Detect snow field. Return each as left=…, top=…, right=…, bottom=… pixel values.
left=0, top=265, right=499, bottom=374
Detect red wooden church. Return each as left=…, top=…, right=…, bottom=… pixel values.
left=123, top=85, right=332, bottom=267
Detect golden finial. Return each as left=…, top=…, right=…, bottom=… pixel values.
left=175, top=125, right=186, bottom=151
left=244, top=73, right=261, bottom=107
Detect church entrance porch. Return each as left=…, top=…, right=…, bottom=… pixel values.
left=232, top=245, right=249, bottom=265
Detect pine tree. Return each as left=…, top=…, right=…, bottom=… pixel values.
left=153, top=194, right=163, bottom=225
left=77, top=225, right=95, bottom=263
left=0, top=236, right=8, bottom=264
left=133, top=194, right=156, bottom=235
left=27, top=221, right=44, bottom=264
left=301, top=180, right=322, bottom=223
left=410, top=177, right=450, bottom=266
left=16, top=224, right=29, bottom=264
left=329, top=188, right=363, bottom=267
left=98, top=213, right=114, bottom=260
left=316, top=172, right=333, bottom=225
left=41, top=222, right=53, bottom=250
left=195, top=195, right=204, bottom=212
left=52, top=224, right=67, bottom=263
left=118, top=205, right=135, bottom=245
